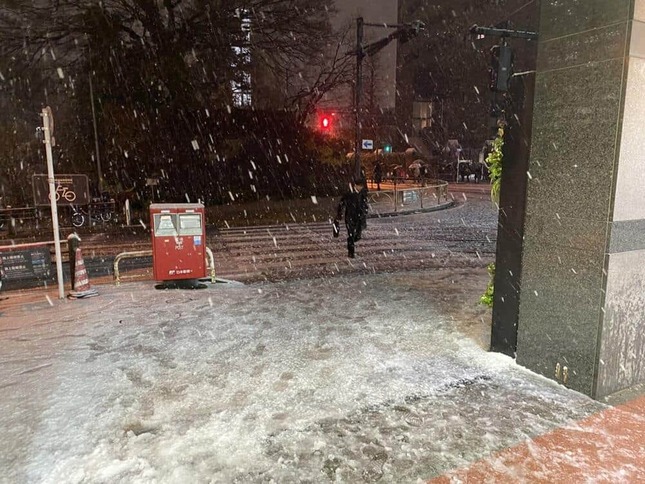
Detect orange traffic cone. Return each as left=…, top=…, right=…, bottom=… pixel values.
left=68, top=247, right=98, bottom=299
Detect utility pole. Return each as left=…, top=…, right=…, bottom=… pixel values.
left=354, top=17, right=364, bottom=182
left=42, top=107, right=65, bottom=300
left=89, top=69, right=103, bottom=192
left=351, top=18, right=425, bottom=181
left=86, top=40, right=103, bottom=193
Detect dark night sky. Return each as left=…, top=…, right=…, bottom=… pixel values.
left=397, top=0, right=539, bottom=146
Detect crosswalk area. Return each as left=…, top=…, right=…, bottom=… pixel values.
left=73, top=196, right=497, bottom=286
left=208, top=212, right=497, bottom=283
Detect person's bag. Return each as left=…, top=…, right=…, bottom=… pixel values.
left=332, top=220, right=340, bottom=238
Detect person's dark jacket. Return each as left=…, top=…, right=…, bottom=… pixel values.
left=336, top=188, right=368, bottom=229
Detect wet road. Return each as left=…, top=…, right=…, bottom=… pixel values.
left=0, top=192, right=498, bottom=289
left=104, top=192, right=498, bottom=284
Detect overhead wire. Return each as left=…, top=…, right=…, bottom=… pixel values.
left=496, top=0, right=537, bottom=27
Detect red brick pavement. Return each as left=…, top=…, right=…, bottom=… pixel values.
left=430, top=395, right=645, bottom=483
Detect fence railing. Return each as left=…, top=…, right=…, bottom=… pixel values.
left=0, top=201, right=117, bottom=234
left=367, top=179, right=450, bottom=213
left=0, top=207, right=44, bottom=233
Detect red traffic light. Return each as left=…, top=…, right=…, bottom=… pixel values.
left=321, top=116, right=331, bottom=129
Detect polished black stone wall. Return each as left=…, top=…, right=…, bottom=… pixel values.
left=515, top=0, right=645, bottom=398
left=490, top=73, right=536, bottom=357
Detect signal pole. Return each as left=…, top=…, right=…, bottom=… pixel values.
left=470, top=24, right=538, bottom=356
left=354, top=17, right=364, bottom=182
left=470, top=24, right=538, bottom=130
left=351, top=18, right=425, bottom=181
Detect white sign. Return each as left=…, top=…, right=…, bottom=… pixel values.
left=361, top=139, right=374, bottom=150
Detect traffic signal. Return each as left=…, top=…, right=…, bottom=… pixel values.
left=490, top=44, right=514, bottom=92
left=320, top=115, right=331, bottom=130
left=398, top=20, right=425, bottom=44
left=383, top=144, right=392, bottom=153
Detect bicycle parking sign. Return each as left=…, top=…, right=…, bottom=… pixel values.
left=32, top=174, right=90, bottom=206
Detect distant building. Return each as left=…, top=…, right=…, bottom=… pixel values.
left=232, top=8, right=253, bottom=108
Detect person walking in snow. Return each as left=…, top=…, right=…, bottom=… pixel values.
left=333, top=178, right=369, bottom=258
left=373, top=161, right=383, bottom=191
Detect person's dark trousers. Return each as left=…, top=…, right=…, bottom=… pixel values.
left=346, top=223, right=361, bottom=257
left=347, top=236, right=355, bottom=258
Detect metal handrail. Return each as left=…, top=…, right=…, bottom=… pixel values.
left=367, top=180, right=449, bottom=212
left=113, top=250, right=152, bottom=286
left=205, top=247, right=216, bottom=283
left=0, top=240, right=63, bottom=251
left=113, top=247, right=216, bottom=286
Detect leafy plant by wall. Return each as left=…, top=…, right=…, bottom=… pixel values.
left=480, top=263, right=495, bottom=308
left=481, top=127, right=504, bottom=308
left=487, top=127, right=504, bottom=205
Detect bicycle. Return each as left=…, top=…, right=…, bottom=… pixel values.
left=71, top=201, right=114, bottom=227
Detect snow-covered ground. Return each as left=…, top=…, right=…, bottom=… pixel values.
left=1, top=270, right=604, bottom=483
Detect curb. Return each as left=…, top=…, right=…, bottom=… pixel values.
left=368, top=200, right=456, bottom=218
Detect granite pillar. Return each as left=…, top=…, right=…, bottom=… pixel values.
left=515, top=0, right=645, bottom=398
left=491, top=73, right=537, bottom=357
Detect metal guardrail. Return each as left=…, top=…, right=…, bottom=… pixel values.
left=205, top=247, right=216, bottom=283
left=113, top=250, right=152, bottom=286
left=0, top=240, right=61, bottom=251
left=113, top=247, right=216, bottom=286
left=367, top=179, right=449, bottom=213
left=0, top=207, right=43, bottom=233
left=0, top=201, right=118, bottom=234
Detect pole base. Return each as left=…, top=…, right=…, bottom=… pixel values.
left=68, top=288, right=99, bottom=299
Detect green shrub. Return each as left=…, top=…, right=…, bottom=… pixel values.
left=480, top=263, right=495, bottom=308
left=487, top=127, right=504, bottom=205
left=481, top=127, right=504, bottom=308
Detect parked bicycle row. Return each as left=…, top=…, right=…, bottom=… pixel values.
left=0, top=200, right=117, bottom=232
